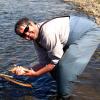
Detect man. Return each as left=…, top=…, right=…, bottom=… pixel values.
left=13, top=15, right=100, bottom=100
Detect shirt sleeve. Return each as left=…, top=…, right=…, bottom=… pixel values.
left=47, top=36, right=64, bottom=65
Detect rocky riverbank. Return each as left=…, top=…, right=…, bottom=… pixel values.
left=64, top=0, right=100, bottom=26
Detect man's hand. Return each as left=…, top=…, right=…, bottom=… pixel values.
left=23, top=68, right=37, bottom=76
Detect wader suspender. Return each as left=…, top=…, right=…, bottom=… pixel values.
left=35, top=20, right=49, bottom=50
left=35, top=16, right=70, bottom=50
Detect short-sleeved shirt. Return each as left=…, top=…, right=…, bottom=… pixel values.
left=34, top=17, right=70, bottom=65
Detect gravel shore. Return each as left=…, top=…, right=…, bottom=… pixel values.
left=64, top=0, right=100, bottom=26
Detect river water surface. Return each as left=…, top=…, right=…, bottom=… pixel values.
left=0, top=0, right=100, bottom=100
left=0, top=0, right=72, bottom=99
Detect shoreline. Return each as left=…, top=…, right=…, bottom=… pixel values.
left=64, top=0, right=100, bottom=26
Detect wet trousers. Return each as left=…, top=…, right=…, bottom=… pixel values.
left=51, top=15, right=100, bottom=97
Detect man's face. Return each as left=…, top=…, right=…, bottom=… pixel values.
left=19, top=22, right=39, bottom=40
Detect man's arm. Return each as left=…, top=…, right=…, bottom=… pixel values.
left=24, top=63, right=55, bottom=77
left=10, top=63, right=55, bottom=77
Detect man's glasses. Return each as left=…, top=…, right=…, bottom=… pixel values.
left=19, top=23, right=30, bottom=38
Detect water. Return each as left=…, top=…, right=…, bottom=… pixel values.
left=0, top=0, right=73, bottom=67
left=0, top=0, right=71, bottom=99
left=0, top=0, right=100, bottom=100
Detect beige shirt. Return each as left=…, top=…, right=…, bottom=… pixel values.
left=35, top=17, right=70, bottom=65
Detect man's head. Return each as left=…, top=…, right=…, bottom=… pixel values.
left=15, top=17, right=39, bottom=40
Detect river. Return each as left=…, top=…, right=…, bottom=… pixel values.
left=0, top=0, right=100, bottom=100
left=0, top=0, right=72, bottom=100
